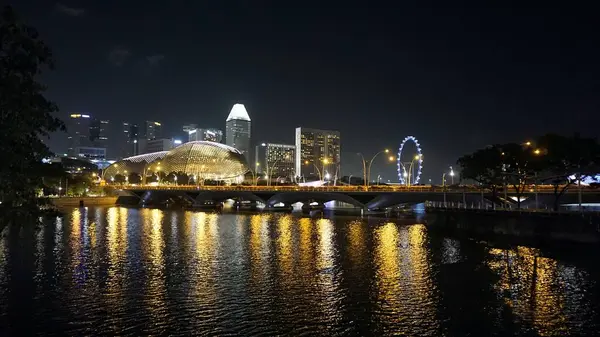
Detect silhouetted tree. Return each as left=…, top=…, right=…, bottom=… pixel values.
left=537, top=134, right=600, bottom=210
left=0, top=6, right=65, bottom=224
left=458, top=143, right=545, bottom=209
left=498, top=143, right=547, bottom=209
left=457, top=145, right=504, bottom=201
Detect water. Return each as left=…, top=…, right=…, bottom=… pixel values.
left=1, top=207, right=599, bottom=336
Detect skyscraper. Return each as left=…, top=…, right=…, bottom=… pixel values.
left=67, top=113, right=108, bottom=159
left=119, top=122, right=139, bottom=158
left=186, top=126, right=223, bottom=143
left=225, top=104, right=251, bottom=163
left=67, top=113, right=91, bottom=155
left=89, top=118, right=109, bottom=148
left=295, top=127, right=341, bottom=180
left=255, top=143, right=296, bottom=179
left=143, top=121, right=162, bottom=140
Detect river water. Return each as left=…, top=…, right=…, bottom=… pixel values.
left=1, top=207, right=599, bottom=336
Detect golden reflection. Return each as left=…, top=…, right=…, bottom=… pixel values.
left=487, top=246, right=568, bottom=336
left=249, top=214, right=264, bottom=281
left=189, top=211, right=218, bottom=319
left=249, top=214, right=271, bottom=281
left=103, top=207, right=129, bottom=330
left=347, top=220, right=366, bottom=269
left=374, top=223, right=439, bottom=333
left=106, top=208, right=127, bottom=283
left=374, top=222, right=400, bottom=308
left=149, top=209, right=164, bottom=266
left=298, top=218, right=314, bottom=273
left=315, top=218, right=342, bottom=324
left=276, top=215, right=293, bottom=278
left=69, top=208, right=83, bottom=285
left=142, top=208, right=167, bottom=331
left=316, top=218, right=334, bottom=271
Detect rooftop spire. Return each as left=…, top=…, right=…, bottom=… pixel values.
left=226, top=103, right=251, bottom=122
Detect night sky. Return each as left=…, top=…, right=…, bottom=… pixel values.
left=12, top=1, right=600, bottom=183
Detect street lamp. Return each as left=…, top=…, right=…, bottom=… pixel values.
left=267, top=155, right=290, bottom=186
left=357, top=149, right=394, bottom=188
left=322, top=158, right=329, bottom=183
left=449, top=166, right=455, bottom=185
left=401, top=154, right=422, bottom=186
left=304, top=160, right=323, bottom=181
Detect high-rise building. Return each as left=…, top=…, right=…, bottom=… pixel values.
left=89, top=118, right=109, bottom=148
left=255, top=143, right=296, bottom=179
left=67, top=113, right=91, bottom=155
left=295, top=127, right=341, bottom=180
left=186, top=127, right=223, bottom=143
left=143, top=121, right=162, bottom=140
left=138, top=138, right=181, bottom=154
left=119, top=122, right=139, bottom=158
left=225, top=104, right=251, bottom=163
left=67, top=113, right=108, bottom=159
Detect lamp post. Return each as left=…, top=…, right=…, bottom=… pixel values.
left=252, top=163, right=259, bottom=186
left=304, top=160, right=323, bottom=181
left=449, top=166, right=455, bottom=185
left=358, top=149, right=394, bottom=188
left=442, top=172, right=447, bottom=206
left=267, top=155, right=290, bottom=186
left=401, top=154, right=422, bottom=186
left=348, top=174, right=353, bottom=185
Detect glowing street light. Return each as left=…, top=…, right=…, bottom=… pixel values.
left=449, top=166, right=455, bottom=185
left=534, top=149, right=541, bottom=155
left=358, top=149, right=393, bottom=188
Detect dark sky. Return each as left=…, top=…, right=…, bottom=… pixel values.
left=12, top=1, right=600, bottom=183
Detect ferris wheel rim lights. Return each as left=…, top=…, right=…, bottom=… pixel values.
left=397, top=136, right=423, bottom=185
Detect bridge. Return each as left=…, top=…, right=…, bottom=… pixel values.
left=115, top=185, right=600, bottom=211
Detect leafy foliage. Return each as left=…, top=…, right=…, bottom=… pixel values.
left=457, top=146, right=504, bottom=189
left=0, top=6, right=65, bottom=223
left=458, top=135, right=600, bottom=210
left=536, top=133, right=600, bottom=210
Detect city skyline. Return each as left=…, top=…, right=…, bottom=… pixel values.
left=12, top=1, right=599, bottom=182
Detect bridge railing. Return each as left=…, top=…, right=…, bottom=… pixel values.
left=114, top=184, right=597, bottom=193
left=119, top=184, right=458, bottom=192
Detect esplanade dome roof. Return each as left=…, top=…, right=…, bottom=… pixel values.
left=158, top=141, right=249, bottom=180
left=103, top=151, right=169, bottom=178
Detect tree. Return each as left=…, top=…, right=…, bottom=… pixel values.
left=457, top=143, right=545, bottom=209
left=0, top=6, right=64, bottom=224
left=457, top=145, right=505, bottom=201
left=498, top=143, right=545, bottom=209
left=536, top=134, right=600, bottom=210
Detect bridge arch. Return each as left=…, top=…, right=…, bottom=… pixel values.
left=265, top=192, right=365, bottom=208
left=195, top=191, right=266, bottom=204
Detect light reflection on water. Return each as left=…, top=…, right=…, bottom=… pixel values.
left=0, top=207, right=599, bottom=336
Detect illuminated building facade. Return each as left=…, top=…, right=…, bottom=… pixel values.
left=225, top=104, right=251, bottom=163
left=119, top=122, right=139, bottom=158
left=103, top=141, right=249, bottom=183
left=67, top=113, right=109, bottom=159
left=138, top=138, right=181, bottom=154
left=295, top=127, right=341, bottom=179
left=255, top=143, right=296, bottom=178
left=187, top=127, right=223, bottom=143
left=143, top=121, right=162, bottom=140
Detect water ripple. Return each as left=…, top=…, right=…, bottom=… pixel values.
left=0, top=207, right=599, bottom=336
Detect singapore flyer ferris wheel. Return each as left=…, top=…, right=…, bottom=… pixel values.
left=397, top=136, right=423, bottom=185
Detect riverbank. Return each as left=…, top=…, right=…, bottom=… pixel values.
left=426, top=207, right=600, bottom=244
left=50, top=196, right=117, bottom=207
